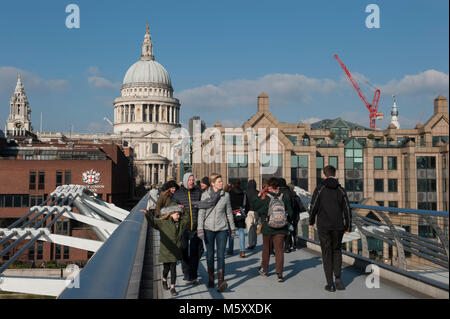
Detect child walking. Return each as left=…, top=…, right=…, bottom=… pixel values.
left=141, top=202, right=189, bottom=296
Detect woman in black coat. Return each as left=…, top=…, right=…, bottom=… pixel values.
left=227, top=179, right=250, bottom=257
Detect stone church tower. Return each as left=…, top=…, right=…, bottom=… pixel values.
left=5, top=74, right=33, bottom=136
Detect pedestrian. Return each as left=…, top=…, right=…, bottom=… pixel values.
left=171, top=173, right=203, bottom=284
left=196, top=173, right=235, bottom=292
left=155, top=180, right=178, bottom=217
left=200, top=176, right=210, bottom=192
left=309, top=165, right=352, bottom=292
left=140, top=202, right=190, bottom=296
left=146, top=184, right=159, bottom=216
left=245, top=179, right=259, bottom=250
left=288, top=183, right=306, bottom=251
left=228, top=179, right=249, bottom=257
left=252, top=177, right=293, bottom=283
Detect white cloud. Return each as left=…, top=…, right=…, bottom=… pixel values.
left=176, top=73, right=338, bottom=110
left=0, top=66, right=69, bottom=94
left=88, top=76, right=121, bottom=89
left=378, top=70, right=449, bottom=96
left=86, top=66, right=121, bottom=90
left=301, top=118, right=322, bottom=124
left=87, top=66, right=100, bottom=76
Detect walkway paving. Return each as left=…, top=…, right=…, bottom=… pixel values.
left=152, top=231, right=429, bottom=299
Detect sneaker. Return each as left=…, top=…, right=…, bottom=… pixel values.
left=325, top=284, right=336, bottom=292
left=162, top=279, right=169, bottom=290
left=170, top=287, right=178, bottom=296
left=258, top=267, right=268, bottom=277
left=277, top=274, right=284, bottom=282
left=335, top=278, right=345, bottom=290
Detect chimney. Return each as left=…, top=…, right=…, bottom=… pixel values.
left=257, top=92, right=269, bottom=113
left=434, top=95, right=448, bottom=115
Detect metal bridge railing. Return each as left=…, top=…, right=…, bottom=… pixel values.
left=0, top=185, right=132, bottom=297
left=57, top=193, right=148, bottom=299
left=295, top=189, right=449, bottom=292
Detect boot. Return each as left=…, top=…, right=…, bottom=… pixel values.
left=207, top=267, right=215, bottom=288
left=217, top=269, right=228, bottom=292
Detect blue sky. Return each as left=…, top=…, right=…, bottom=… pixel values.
left=0, top=0, right=448, bottom=133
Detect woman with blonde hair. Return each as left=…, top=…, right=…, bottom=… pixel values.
left=196, top=173, right=235, bottom=292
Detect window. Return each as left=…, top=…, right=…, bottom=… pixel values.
left=291, top=155, right=308, bottom=191
left=374, top=157, right=383, bottom=170
left=28, top=244, right=35, bottom=260
left=316, top=155, right=324, bottom=186
left=388, top=201, right=398, bottom=208
left=376, top=201, right=384, bottom=207
left=63, top=246, right=70, bottom=259
left=152, top=143, right=158, bottom=154
left=388, top=179, right=398, bottom=192
left=261, top=154, right=283, bottom=183
left=55, top=244, right=61, bottom=259
left=417, top=156, right=437, bottom=211
left=65, top=171, right=71, bottom=185
left=36, top=242, right=43, bottom=259
left=56, top=171, right=63, bottom=187
left=38, top=171, right=45, bottom=190
left=29, top=171, right=36, bottom=190
left=374, top=179, right=384, bottom=192
left=329, top=156, right=338, bottom=169
left=13, top=195, right=21, bottom=208
left=287, top=135, right=297, bottom=146
left=227, top=154, right=248, bottom=189
left=4, top=195, right=13, bottom=207
left=388, top=157, right=397, bottom=170
left=417, top=156, right=436, bottom=169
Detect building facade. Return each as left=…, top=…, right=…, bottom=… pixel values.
left=192, top=93, right=449, bottom=213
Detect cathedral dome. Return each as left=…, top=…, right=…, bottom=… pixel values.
left=122, top=24, right=172, bottom=89
left=123, top=60, right=171, bottom=87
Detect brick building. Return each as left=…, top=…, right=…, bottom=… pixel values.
left=0, top=137, right=132, bottom=264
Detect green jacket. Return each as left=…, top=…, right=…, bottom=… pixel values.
left=146, top=209, right=189, bottom=263
left=251, top=191, right=293, bottom=235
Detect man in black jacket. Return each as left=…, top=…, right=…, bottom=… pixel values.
left=171, top=172, right=203, bottom=283
left=309, top=165, right=352, bottom=292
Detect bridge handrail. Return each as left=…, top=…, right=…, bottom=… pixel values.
left=301, top=200, right=449, bottom=217
left=58, top=194, right=148, bottom=299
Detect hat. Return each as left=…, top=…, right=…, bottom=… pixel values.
left=161, top=180, right=178, bottom=192
left=160, top=202, right=183, bottom=220
left=201, top=176, right=210, bottom=187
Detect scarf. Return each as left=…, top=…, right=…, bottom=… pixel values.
left=192, top=188, right=223, bottom=209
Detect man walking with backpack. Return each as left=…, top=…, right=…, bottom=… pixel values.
left=252, top=177, right=293, bottom=282
left=309, top=165, right=352, bottom=292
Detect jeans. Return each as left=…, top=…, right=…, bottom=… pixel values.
left=228, top=228, right=246, bottom=252
left=162, top=262, right=177, bottom=285
left=181, top=231, right=202, bottom=280
left=318, top=230, right=345, bottom=286
left=204, top=230, right=228, bottom=270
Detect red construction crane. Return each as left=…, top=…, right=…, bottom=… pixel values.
left=334, top=54, right=383, bottom=129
